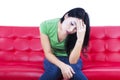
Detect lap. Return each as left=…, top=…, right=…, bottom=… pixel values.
left=42, top=57, right=87, bottom=80
left=44, top=57, right=83, bottom=70
left=44, top=58, right=61, bottom=72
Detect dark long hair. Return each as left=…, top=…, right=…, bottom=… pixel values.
left=60, top=7, right=90, bottom=56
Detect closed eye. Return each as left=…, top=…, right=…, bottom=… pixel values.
left=70, top=22, right=74, bottom=26
left=70, top=21, right=76, bottom=26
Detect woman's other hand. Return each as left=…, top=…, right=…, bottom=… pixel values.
left=60, top=63, right=75, bottom=79
left=76, top=20, right=86, bottom=42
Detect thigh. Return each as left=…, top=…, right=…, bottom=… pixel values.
left=70, top=70, right=88, bottom=80
left=70, top=59, right=83, bottom=70
left=40, top=59, right=62, bottom=80
left=57, top=57, right=87, bottom=80
left=44, top=58, right=61, bottom=74
left=70, top=59, right=88, bottom=80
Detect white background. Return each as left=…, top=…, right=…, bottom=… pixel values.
left=0, top=0, right=120, bottom=26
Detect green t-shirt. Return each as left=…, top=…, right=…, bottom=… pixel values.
left=40, top=18, right=68, bottom=56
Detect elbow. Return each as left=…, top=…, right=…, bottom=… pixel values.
left=69, top=58, right=78, bottom=64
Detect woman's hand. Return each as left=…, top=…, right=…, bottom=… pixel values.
left=76, top=20, right=86, bottom=42
left=60, top=63, right=75, bottom=80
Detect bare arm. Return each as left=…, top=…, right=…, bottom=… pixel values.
left=69, top=40, right=83, bottom=64
left=39, top=28, right=75, bottom=79
left=39, top=29, right=64, bottom=68
left=69, top=20, right=86, bottom=64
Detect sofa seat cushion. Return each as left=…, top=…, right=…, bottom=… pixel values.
left=0, top=62, right=44, bottom=80
left=82, top=62, right=120, bottom=80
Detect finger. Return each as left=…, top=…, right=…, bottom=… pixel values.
left=82, top=20, right=85, bottom=27
left=80, top=20, right=83, bottom=30
left=67, top=71, right=73, bottom=79
left=64, top=70, right=73, bottom=79
left=67, top=67, right=75, bottom=79
left=63, top=72, right=71, bottom=79
left=83, top=24, right=86, bottom=30
left=78, top=19, right=83, bottom=30
left=76, top=20, right=81, bottom=30
left=70, top=67, right=75, bottom=74
left=63, top=73, right=68, bottom=80
left=81, top=20, right=84, bottom=29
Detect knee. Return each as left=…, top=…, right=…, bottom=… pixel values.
left=51, top=67, right=61, bottom=75
left=72, top=71, right=88, bottom=80
left=40, top=67, right=61, bottom=80
left=70, top=59, right=83, bottom=70
left=46, top=66, right=61, bottom=76
left=44, top=59, right=61, bottom=75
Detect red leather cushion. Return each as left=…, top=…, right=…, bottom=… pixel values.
left=0, top=38, right=14, bottom=50
left=82, top=26, right=120, bottom=80
left=0, top=26, right=120, bottom=80
left=0, top=27, right=13, bottom=37
left=0, top=26, right=44, bottom=80
left=82, top=27, right=120, bottom=62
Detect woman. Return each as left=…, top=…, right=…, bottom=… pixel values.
left=39, top=7, right=90, bottom=80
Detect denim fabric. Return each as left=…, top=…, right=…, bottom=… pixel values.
left=40, top=57, right=88, bottom=80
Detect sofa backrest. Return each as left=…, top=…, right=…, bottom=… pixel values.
left=0, top=26, right=44, bottom=63
left=0, top=26, right=120, bottom=64
left=82, top=26, right=120, bottom=63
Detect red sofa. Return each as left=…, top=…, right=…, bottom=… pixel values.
left=0, top=26, right=120, bottom=80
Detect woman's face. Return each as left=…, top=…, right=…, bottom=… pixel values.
left=61, top=17, right=79, bottom=34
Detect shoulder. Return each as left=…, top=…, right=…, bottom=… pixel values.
left=42, top=18, right=60, bottom=25
left=40, top=18, right=60, bottom=29
left=40, top=18, right=60, bottom=35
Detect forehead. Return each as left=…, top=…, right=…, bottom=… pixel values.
left=65, top=17, right=80, bottom=22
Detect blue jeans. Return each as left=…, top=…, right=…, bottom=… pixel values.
left=40, top=56, right=88, bottom=80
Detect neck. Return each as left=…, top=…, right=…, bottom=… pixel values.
left=58, top=21, right=67, bottom=42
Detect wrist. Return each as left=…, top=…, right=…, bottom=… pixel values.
left=57, top=62, right=66, bottom=69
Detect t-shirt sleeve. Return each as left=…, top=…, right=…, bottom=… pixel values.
left=40, top=21, right=48, bottom=35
